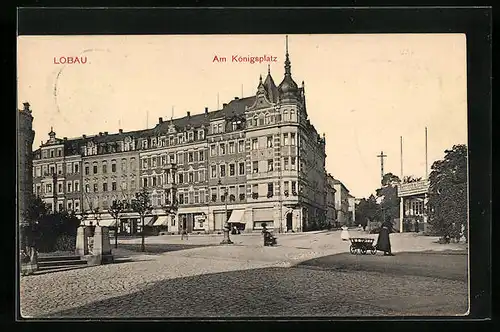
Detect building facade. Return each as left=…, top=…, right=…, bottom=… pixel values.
left=18, top=102, right=35, bottom=231
left=31, top=38, right=327, bottom=233
left=347, top=194, right=356, bottom=226
left=398, top=179, right=429, bottom=232
left=325, top=173, right=337, bottom=228
left=332, top=178, right=351, bottom=226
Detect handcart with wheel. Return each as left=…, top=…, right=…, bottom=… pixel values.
left=349, top=238, right=377, bottom=255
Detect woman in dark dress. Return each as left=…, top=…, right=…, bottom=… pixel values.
left=376, top=219, right=395, bottom=256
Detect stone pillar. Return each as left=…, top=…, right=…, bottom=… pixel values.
left=86, top=226, right=114, bottom=265
left=399, top=197, right=404, bottom=232
left=75, top=226, right=88, bottom=256
left=423, top=195, right=429, bottom=233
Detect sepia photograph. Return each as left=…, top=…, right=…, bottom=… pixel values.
left=17, top=32, right=470, bottom=318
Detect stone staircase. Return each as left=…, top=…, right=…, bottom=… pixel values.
left=36, top=255, right=88, bottom=274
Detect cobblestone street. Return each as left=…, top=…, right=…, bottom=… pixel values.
left=20, top=231, right=468, bottom=318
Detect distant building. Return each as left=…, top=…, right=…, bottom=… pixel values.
left=325, top=173, right=337, bottom=228
left=18, top=102, right=35, bottom=230
left=398, top=179, right=429, bottom=232
left=347, top=194, right=356, bottom=226
left=332, top=178, right=351, bottom=226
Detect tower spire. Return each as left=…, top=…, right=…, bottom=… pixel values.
left=268, top=64, right=271, bottom=75
left=284, top=35, right=291, bottom=76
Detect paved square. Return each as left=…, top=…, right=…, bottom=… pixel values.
left=20, top=231, right=468, bottom=318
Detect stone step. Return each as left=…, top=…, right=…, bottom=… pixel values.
left=38, top=258, right=87, bottom=268
left=34, top=265, right=89, bottom=274
left=38, top=255, right=82, bottom=263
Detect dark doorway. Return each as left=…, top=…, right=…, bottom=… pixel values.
left=182, top=217, right=187, bottom=232
left=286, top=212, right=293, bottom=232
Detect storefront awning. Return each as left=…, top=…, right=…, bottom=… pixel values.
left=153, top=216, right=169, bottom=226
left=228, top=210, right=245, bottom=224
left=98, top=219, right=116, bottom=227
left=145, top=216, right=156, bottom=226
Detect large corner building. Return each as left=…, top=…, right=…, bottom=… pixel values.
left=32, top=38, right=327, bottom=234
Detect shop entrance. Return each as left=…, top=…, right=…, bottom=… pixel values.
left=286, top=212, right=293, bottom=232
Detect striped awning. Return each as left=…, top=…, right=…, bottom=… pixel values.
left=228, top=210, right=245, bottom=223
left=98, top=219, right=116, bottom=227
left=144, top=216, right=156, bottom=226
left=153, top=216, right=169, bottom=226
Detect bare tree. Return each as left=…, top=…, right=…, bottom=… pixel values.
left=109, top=200, right=125, bottom=248
left=130, top=187, right=153, bottom=252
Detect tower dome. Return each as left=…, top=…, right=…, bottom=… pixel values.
left=278, top=35, right=299, bottom=98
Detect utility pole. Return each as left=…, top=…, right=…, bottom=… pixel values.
left=377, top=151, right=387, bottom=185
left=400, top=136, right=404, bottom=180
left=377, top=151, right=387, bottom=223
left=425, top=127, right=428, bottom=179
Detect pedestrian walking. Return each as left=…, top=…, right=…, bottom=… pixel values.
left=180, top=227, right=188, bottom=240
left=414, top=219, right=420, bottom=233
left=376, top=218, right=395, bottom=256
left=340, top=225, right=350, bottom=241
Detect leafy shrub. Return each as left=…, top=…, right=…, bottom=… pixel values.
left=54, top=235, right=76, bottom=252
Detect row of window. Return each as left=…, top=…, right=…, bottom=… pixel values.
left=35, top=180, right=81, bottom=195
left=41, top=147, right=63, bottom=159
left=84, top=158, right=136, bottom=175
left=210, top=162, right=245, bottom=178
left=250, top=133, right=296, bottom=151
left=34, top=162, right=80, bottom=177
left=47, top=199, right=81, bottom=213
left=247, top=109, right=297, bottom=128
left=141, top=130, right=206, bottom=150
left=85, top=180, right=136, bottom=193
left=210, top=140, right=245, bottom=156
left=141, top=150, right=204, bottom=169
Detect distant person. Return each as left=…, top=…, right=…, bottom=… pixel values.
left=340, top=225, right=350, bottom=241
left=414, top=219, right=420, bottom=233
left=181, top=227, right=188, bottom=240
left=376, top=218, right=395, bottom=256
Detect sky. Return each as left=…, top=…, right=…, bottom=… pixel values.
left=17, top=34, right=467, bottom=198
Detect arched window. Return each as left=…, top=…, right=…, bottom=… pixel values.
left=265, top=113, right=271, bottom=125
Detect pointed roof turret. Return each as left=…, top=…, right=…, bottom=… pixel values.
left=263, top=65, right=279, bottom=102
left=278, top=35, right=299, bottom=98
left=256, top=74, right=266, bottom=95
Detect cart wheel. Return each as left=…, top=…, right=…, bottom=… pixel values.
left=370, top=247, right=377, bottom=255
left=361, top=247, right=367, bottom=255
left=349, top=245, right=356, bottom=255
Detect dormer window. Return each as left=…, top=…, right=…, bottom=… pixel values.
left=151, top=138, right=157, bottom=147
left=142, top=140, right=148, bottom=149
left=198, top=130, right=205, bottom=139
left=218, top=123, right=223, bottom=133
left=188, top=132, right=194, bottom=141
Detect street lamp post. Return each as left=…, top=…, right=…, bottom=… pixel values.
left=218, top=178, right=233, bottom=245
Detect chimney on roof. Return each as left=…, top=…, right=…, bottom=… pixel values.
left=63, top=137, right=67, bottom=140
left=205, top=107, right=208, bottom=115
left=23, top=102, right=31, bottom=112
left=222, top=103, right=227, bottom=108
left=82, top=134, right=86, bottom=139
left=99, top=132, right=103, bottom=136
left=187, top=111, right=191, bottom=118
left=234, top=97, right=239, bottom=100
left=119, top=129, right=123, bottom=134
left=104, top=131, right=108, bottom=135
left=158, top=117, right=163, bottom=124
